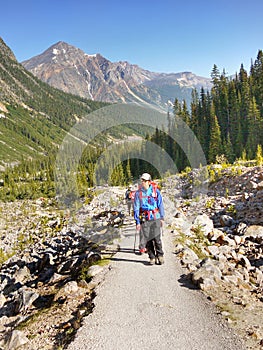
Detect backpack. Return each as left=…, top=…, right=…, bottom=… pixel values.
left=138, top=181, right=160, bottom=220
left=129, top=190, right=135, bottom=201
left=138, top=181, right=159, bottom=198
left=125, top=189, right=131, bottom=200
left=126, top=189, right=135, bottom=201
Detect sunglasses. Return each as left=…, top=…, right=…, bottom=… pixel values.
left=141, top=179, right=148, bottom=182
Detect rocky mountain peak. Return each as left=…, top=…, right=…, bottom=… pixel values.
left=22, top=41, right=212, bottom=108
left=22, top=41, right=90, bottom=70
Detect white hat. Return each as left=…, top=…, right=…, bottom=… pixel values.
left=140, top=173, right=151, bottom=181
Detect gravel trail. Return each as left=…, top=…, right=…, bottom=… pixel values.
left=67, top=222, right=246, bottom=350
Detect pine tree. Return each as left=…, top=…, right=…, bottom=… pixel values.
left=223, top=132, right=235, bottom=163
left=190, top=88, right=199, bottom=136
left=216, top=70, right=229, bottom=141
left=110, top=163, right=125, bottom=186
left=126, top=158, right=132, bottom=184
left=228, top=80, right=241, bottom=155
left=238, top=64, right=251, bottom=145
left=256, top=144, right=263, bottom=165
left=208, top=114, right=222, bottom=163
left=246, top=97, right=261, bottom=158
left=211, top=64, right=221, bottom=93
left=250, top=50, right=263, bottom=115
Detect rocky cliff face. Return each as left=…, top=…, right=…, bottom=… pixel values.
left=22, top=41, right=212, bottom=109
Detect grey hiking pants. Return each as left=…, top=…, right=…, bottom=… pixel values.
left=140, top=219, right=164, bottom=258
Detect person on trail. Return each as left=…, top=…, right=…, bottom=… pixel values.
left=133, top=173, right=165, bottom=265
left=125, top=185, right=133, bottom=216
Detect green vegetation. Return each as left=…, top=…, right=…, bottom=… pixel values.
left=226, top=204, right=237, bottom=216
left=149, top=51, right=263, bottom=171
left=173, top=224, right=209, bottom=261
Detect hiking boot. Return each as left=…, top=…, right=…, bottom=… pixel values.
left=158, top=256, right=164, bottom=265
left=149, top=258, right=155, bottom=265
left=139, top=248, right=147, bottom=255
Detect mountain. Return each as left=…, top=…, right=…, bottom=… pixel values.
left=0, top=38, right=107, bottom=168
left=22, top=41, right=212, bottom=109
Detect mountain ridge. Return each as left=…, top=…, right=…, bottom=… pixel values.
left=22, top=41, right=212, bottom=109
left=0, top=38, right=107, bottom=166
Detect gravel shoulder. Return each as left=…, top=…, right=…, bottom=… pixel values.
left=67, top=222, right=246, bottom=350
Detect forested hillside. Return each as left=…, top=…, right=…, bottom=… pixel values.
left=150, top=50, right=263, bottom=171
left=0, top=37, right=108, bottom=163
left=0, top=38, right=158, bottom=201
left=0, top=38, right=108, bottom=199
left=80, top=50, right=263, bottom=183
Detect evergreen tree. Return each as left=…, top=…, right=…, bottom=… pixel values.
left=246, top=97, right=261, bottom=157
left=223, top=132, right=235, bottom=163
left=250, top=50, right=263, bottom=115
left=256, top=144, right=263, bottom=165
left=208, top=113, right=222, bottom=163
left=237, top=64, right=251, bottom=145
left=228, top=80, right=241, bottom=155
left=190, top=88, right=199, bottom=136
left=126, top=158, right=133, bottom=184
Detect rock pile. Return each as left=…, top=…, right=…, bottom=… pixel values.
left=161, top=165, right=263, bottom=349
left=0, top=186, right=126, bottom=349
left=174, top=213, right=263, bottom=293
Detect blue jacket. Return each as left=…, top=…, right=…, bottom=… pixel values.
left=133, top=184, right=164, bottom=225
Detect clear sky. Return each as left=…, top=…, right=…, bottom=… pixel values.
left=1, top=0, right=263, bottom=78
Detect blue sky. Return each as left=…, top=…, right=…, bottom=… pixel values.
left=1, top=0, right=263, bottom=78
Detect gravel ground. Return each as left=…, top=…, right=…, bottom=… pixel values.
left=67, top=223, right=246, bottom=350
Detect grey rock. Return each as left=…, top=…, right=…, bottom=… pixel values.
left=192, top=259, right=222, bottom=289
left=6, top=330, right=28, bottom=350
left=87, top=265, right=104, bottom=277
left=206, top=245, right=220, bottom=257
left=14, top=288, right=39, bottom=314
left=220, top=214, right=235, bottom=227
left=244, top=225, right=263, bottom=243
left=180, top=247, right=200, bottom=266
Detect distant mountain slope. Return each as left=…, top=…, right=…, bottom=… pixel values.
left=0, top=38, right=107, bottom=167
left=22, top=41, right=212, bottom=109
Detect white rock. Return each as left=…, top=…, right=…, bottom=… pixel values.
left=0, top=293, right=6, bottom=308
left=193, top=214, right=214, bottom=235
left=87, top=265, right=104, bottom=277
left=7, top=330, right=29, bottom=350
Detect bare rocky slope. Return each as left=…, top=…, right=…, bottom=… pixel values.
left=0, top=163, right=262, bottom=349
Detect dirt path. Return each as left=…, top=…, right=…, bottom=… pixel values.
left=67, top=222, right=246, bottom=350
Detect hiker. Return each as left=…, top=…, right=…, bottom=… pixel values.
left=125, top=185, right=133, bottom=215
left=133, top=173, right=165, bottom=265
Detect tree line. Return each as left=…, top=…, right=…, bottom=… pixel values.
left=151, top=50, right=263, bottom=170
